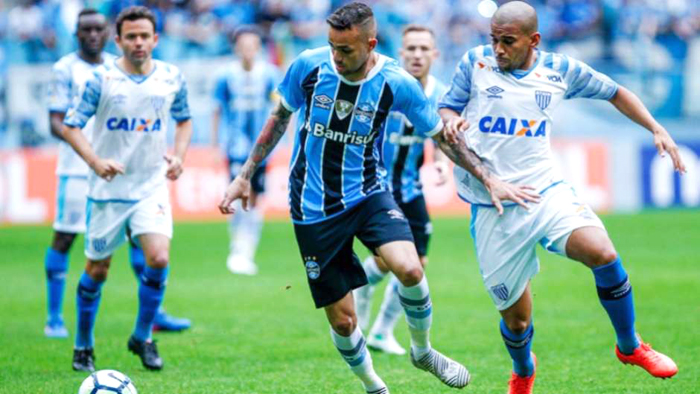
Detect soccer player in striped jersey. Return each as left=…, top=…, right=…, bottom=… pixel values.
left=44, top=8, right=189, bottom=339
left=438, top=2, right=684, bottom=393
left=62, top=6, right=193, bottom=372
left=211, top=26, right=280, bottom=275
left=354, top=24, right=449, bottom=356
left=220, top=3, right=538, bottom=392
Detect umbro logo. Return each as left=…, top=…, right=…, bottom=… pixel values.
left=313, top=94, right=333, bottom=110
left=486, top=85, right=504, bottom=98
left=387, top=209, right=405, bottom=220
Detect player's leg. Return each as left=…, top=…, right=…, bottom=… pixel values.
left=226, top=163, right=264, bottom=275
left=293, top=212, right=388, bottom=393
left=72, top=256, right=111, bottom=372
left=127, top=233, right=191, bottom=333
left=127, top=188, right=173, bottom=370
left=368, top=196, right=431, bottom=355
left=500, top=285, right=536, bottom=394
left=564, top=226, right=677, bottom=378
left=44, top=231, right=77, bottom=338
left=360, top=193, right=469, bottom=388
left=325, top=292, right=388, bottom=394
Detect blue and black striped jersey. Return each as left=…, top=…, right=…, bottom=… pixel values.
left=278, top=47, right=443, bottom=224
left=383, top=75, right=447, bottom=204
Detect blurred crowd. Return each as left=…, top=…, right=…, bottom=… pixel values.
left=1, top=0, right=700, bottom=139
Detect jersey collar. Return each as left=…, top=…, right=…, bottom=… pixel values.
left=509, top=49, right=541, bottom=80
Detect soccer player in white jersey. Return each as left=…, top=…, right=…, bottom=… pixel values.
left=438, top=2, right=685, bottom=393
left=211, top=26, right=280, bottom=275
left=62, top=6, right=193, bottom=372
left=44, top=8, right=190, bottom=339
left=354, top=24, right=449, bottom=356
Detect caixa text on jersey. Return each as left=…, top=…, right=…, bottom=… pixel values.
left=106, top=117, right=163, bottom=132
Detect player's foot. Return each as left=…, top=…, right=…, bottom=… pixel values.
left=507, top=353, right=536, bottom=394
left=226, top=253, right=258, bottom=275
left=410, top=348, right=471, bottom=388
left=616, top=339, right=678, bottom=378
left=354, top=284, right=374, bottom=331
left=153, top=310, right=191, bottom=332
left=128, top=336, right=163, bottom=371
left=367, top=332, right=406, bottom=355
left=72, top=348, right=95, bottom=372
left=44, top=320, right=69, bottom=338
left=367, top=387, right=389, bottom=394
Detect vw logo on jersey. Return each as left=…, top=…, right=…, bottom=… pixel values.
left=313, top=94, right=333, bottom=110
left=486, top=85, right=504, bottom=98
left=334, top=100, right=354, bottom=120
left=354, top=102, right=375, bottom=123
left=535, top=90, right=552, bottom=110
left=490, top=283, right=510, bottom=301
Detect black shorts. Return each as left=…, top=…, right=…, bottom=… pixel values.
left=398, top=195, right=432, bottom=257
left=229, top=159, right=266, bottom=194
left=293, top=191, right=414, bottom=308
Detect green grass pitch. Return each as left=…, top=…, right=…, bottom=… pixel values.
left=0, top=212, right=698, bottom=393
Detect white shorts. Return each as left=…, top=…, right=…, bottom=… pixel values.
left=85, top=186, right=172, bottom=260
left=469, top=182, right=605, bottom=311
left=53, top=175, right=88, bottom=234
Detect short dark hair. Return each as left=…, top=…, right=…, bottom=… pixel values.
left=115, top=6, right=156, bottom=36
left=402, top=24, right=435, bottom=38
left=78, top=8, right=100, bottom=20
left=232, top=25, right=262, bottom=43
left=326, top=2, right=374, bottom=31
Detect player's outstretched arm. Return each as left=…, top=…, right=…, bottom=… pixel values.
left=436, top=108, right=541, bottom=215
left=609, top=86, right=686, bottom=174
left=165, top=119, right=194, bottom=181
left=218, top=102, right=293, bottom=214
left=62, top=125, right=124, bottom=181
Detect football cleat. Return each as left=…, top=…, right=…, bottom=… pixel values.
left=44, top=320, right=69, bottom=338
left=153, top=310, right=191, bottom=332
left=72, top=348, right=96, bottom=372
left=367, top=387, right=389, bottom=394
left=354, top=284, right=375, bottom=331
left=367, top=332, right=406, bottom=355
left=616, top=339, right=678, bottom=378
left=226, top=253, right=258, bottom=275
left=128, top=336, right=163, bottom=371
left=507, top=353, right=536, bottom=394
left=410, top=348, right=471, bottom=388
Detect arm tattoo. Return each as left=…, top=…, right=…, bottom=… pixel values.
left=433, top=132, right=491, bottom=183
left=240, top=103, right=293, bottom=180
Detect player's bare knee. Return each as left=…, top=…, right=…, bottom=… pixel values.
left=148, top=250, right=169, bottom=269
left=331, top=315, right=356, bottom=336
left=589, top=246, right=618, bottom=267
left=504, top=316, right=531, bottom=335
left=398, top=266, right=424, bottom=287
left=87, top=260, right=110, bottom=282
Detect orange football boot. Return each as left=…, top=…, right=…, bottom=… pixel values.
left=616, top=339, right=678, bottom=378
left=508, top=353, right=537, bottom=394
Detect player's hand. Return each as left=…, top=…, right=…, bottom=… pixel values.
left=92, top=158, right=124, bottom=182
left=484, top=177, right=541, bottom=215
left=164, top=154, right=184, bottom=180
left=219, top=176, right=251, bottom=214
left=653, top=128, right=687, bottom=174
left=434, top=160, right=449, bottom=186
left=443, top=116, right=470, bottom=145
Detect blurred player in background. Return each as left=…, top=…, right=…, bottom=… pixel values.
left=354, top=24, right=449, bottom=356
left=220, top=3, right=538, bottom=392
left=44, top=8, right=190, bottom=339
left=62, top=6, right=193, bottom=372
left=439, top=2, right=684, bottom=393
left=211, top=26, right=279, bottom=275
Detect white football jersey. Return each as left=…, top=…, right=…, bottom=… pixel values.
left=64, top=59, right=191, bottom=201
left=439, top=45, right=618, bottom=206
left=48, top=52, right=117, bottom=176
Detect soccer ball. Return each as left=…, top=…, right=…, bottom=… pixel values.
left=78, top=370, right=138, bottom=394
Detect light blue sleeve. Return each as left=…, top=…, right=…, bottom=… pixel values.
left=438, top=48, right=477, bottom=113
left=562, top=55, right=618, bottom=100
left=170, top=72, right=191, bottom=122
left=47, top=61, right=72, bottom=113
left=212, top=72, right=230, bottom=110
left=276, top=53, right=311, bottom=112
left=393, top=76, right=442, bottom=138
left=63, top=71, right=101, bottom=129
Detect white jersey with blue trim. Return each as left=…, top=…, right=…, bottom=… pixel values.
left=64, top=59, right=191, bottom=202
left=439, top=45, right=618, bottom=206
left=48, top=52, right=117, bottom=176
